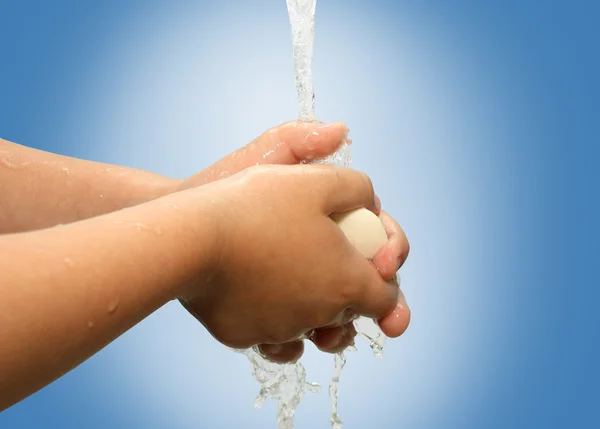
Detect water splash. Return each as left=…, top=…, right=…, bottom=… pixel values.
left=354, top=317, right=387, bottom=359
left=329, top=352, right=346, bottom=429
left=236, top=346, right=321, bottom=429
left=237, top=1, right=390, bottom=428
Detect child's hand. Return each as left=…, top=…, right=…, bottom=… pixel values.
left=178, top=164, right=399, bottom=349
left=258, top=209, right=410, bottom=363
left=177, top=120, right=349, bottom=191
left=173, top=121, right=410, bottom=361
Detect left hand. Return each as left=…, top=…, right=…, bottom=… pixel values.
left=177, top=120, right=349, bottom=191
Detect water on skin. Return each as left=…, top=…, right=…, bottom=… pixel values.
left=107, top=296, right=120, bottom=315
left=111, top=220, right=164, bottom=236
left=0, top=156, right=71, bottom=171
left=238, top=1, right=390, bottom=428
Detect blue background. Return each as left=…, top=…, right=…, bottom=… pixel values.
left=1, top=1, right=598, bottom=428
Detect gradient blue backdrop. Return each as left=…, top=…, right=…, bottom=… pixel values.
left=1, top=1, right=597, bottom=428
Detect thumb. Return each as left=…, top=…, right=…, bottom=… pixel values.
left=181, top=121, right=349, bottom=188
left=266, top=120, right=350, bottom=164
left=210, top=121, right=349, bottom=177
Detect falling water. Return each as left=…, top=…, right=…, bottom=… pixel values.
left=237, top=1, right=390, bottom=428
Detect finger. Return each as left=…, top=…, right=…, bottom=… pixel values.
left=378, top=288, right=411, bottom=338
left=349, top=256, right=399, bottom=319
left=258, top=341, right=305, bottom=364
left=373, top=194, right=382, bottom=216
left=311, top=166, right=377, bottom=215
left=311, top=322, right=357, bottom=354
left=272, top=121, right=349, bottom=163
left=198, top=121, right=349, bottom=183
left=372, top=210, right=410, bottom=280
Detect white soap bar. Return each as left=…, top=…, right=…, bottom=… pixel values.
left=332, top=208, right=388, bottom=259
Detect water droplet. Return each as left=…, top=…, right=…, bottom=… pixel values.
left=0, top=158, right=17, bottom=169
left=107, top=297, right=120, bottom=314
left=133, top=222, right=163, bottom=235
left=306, top=381, right=321, bottom=393
left=254, top=393, right=265, bottom=409
left=262, top=149, right=275, bottom=159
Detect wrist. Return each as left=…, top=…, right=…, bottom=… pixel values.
left=123, top=174, right=181, bottom=208
left=128, top=175, right=182, bottom=207
left=148, top=186, right=224, bottom=302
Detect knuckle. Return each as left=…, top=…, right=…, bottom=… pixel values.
left=342, top=279, right=363, bottom=307
left=264, top=322, right=299, bottom=344
left=360, top=170, right=373, bottom=188
left=210, top=328, right=239, bottom=348
left=209, top=322, right=254, bottom=349
left=265, top=330, right=291, bottom=345
left=357, top=171, right=375, bottom=201
left=306, top=310, right=328, bottom=330
left=316, top=309, right=339, bottom=329
left=304, top=300, right=340, bottom=328
left=339, top=272, right=366, bottom=310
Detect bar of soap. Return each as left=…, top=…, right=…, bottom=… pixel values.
left=332, top=208, right=388, bottom=259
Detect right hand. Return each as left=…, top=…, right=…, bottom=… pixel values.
left=178, top=164, right=400, bottom=349
left=259, top=210, right=411, bottom=363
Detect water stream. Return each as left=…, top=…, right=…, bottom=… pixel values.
left=237, top=2, right=389, bottom=428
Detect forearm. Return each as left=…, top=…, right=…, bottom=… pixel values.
left=0, top=189, right=217, bottom=410
left=0, top=138, right=179, bottom=233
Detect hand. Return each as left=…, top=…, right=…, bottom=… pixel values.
left=178, top=164, right=399, bottom=349
left=177, top=120, right=350, bottom=191
left=173, top=121, right=411, bottom=361
left=258, top=209, right=411, bottom=363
